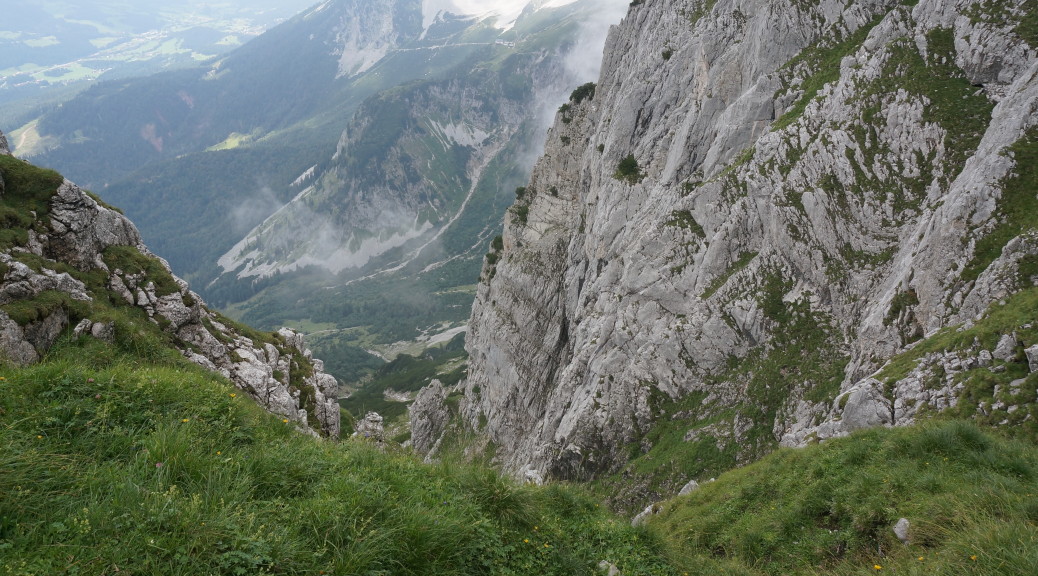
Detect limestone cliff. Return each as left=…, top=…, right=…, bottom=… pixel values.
left=446, top=0, right=1038, bottom=482
left=0, top=140, right=339, bottom=437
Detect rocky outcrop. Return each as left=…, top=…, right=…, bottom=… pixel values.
left=409, top=379, right=451, bottom=454
left=354, top=411, right=385, bottom=441
left=454, top=0, right=1038, bottom=479
left=0, top=157, right=339, bottom=437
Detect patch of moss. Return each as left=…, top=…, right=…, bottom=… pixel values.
left=0, top=290, right=82, bottom=326
left=0, top=155, right=63, bottom=250
left=884, top=288, right=920, bottom=326
left=102, top=245, right=181, bottom=298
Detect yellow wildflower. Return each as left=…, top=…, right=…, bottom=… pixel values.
left=230, top=393, right=237, bottom=398
left=282, top=419, right=289, bottom=423
left=523, top=539, right=529, bottom=543
left=182, top=418, right=190, bottom=423
left=970, top=555, right=977, bottom=561
left=873, top=565, right=882, bottom=571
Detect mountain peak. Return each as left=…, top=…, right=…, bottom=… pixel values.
left=421, top=0, right=580, bottom=32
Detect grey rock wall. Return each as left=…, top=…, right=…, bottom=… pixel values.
left=454, top=0, right=1038, bottom=479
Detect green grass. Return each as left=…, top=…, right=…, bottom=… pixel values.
left=0, top=338, right=675, bottom=575
left=651, top=421, right=1038, bottom=576
left=1019, top=0, right=1038, bottom=46
left=0, top=155, right=63, bottom=250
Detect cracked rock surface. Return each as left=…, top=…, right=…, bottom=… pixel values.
left=450, top=0, right=1038, bottom=479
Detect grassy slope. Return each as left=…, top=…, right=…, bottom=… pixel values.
left=0, top=339, right=672, bottom=576
left=652, top=422, right=1038, bottom=576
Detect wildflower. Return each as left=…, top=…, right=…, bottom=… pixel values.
left=523, top=539, right=529, bottom=543
left=229, top=393, right=236, bottom=398
left=156, top=462, right=164, bottom=468
left=918, top=557, right=924, bottom=561
left=282, top=419, right=289, bottom=423
left=36, top=435, right=43, bottom=439
left=0, top=376, right=7, bottom=381
left=533, top=526, right=538, bottom=531
left=970, top=555, right=977, bottom=561
left=873, top=565, right=882, bottom=571
left=543, top=543, right=550, bottom=548
left=87, top=378, right=94, bottom=383
left=181, top=418, right=190, bottom=423
left=95, top=394, right=102, bottom=399
left=216, top=451, right=222, bottom=455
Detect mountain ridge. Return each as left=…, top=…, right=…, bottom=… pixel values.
left=0, top=136, right=340, bottom=437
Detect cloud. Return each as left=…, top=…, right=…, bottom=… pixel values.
left=563, top=0, right=628, bottom=83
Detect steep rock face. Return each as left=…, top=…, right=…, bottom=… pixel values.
left=458, top=0, right=1038, bottom=479
left=329, top=0, right=422, bottom=78
left=0, top=143, right=339, bottom=438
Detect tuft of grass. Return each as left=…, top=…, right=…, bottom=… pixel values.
left=103, top=245, right=182, bottom=298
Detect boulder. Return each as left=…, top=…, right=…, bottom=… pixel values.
left=0, top=312, right=39, bottom=366
left=893, top=518, right=910, bottom=544
left=993, top=334, right=1019, bottom=362
left=630, top=503, right=659, bottom=527
left=678, top=479, right=700, bottom=496
left=1025, top=344, right=1038, bottom=373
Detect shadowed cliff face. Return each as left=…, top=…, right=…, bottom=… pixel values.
left=0, top=135, right=340, bottom=438
left=448, top=0, right=1038, bottom=480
